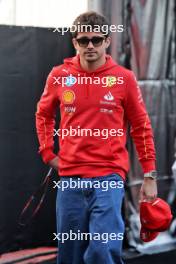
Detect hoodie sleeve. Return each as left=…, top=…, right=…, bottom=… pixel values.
left=124, top=71, right=156, bottom=173
left=35, top=68, right=59, bottom=163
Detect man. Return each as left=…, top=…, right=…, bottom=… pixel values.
left=36, top=11, right=157, bottom=264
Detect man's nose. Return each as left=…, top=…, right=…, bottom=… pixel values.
left=87, top=41, right=94, bottom=48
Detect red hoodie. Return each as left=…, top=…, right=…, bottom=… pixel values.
left=35, top=55, right=156, bottom=179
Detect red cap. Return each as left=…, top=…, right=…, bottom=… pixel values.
left=140, top=198, right=173, bottom=242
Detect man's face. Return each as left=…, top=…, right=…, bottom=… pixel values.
left=72, top=32, right=111, bottom=63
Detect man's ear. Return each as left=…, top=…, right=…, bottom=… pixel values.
left=72, top=38, right=78, bottom=50
left=105, top=37, right=111, bottom=49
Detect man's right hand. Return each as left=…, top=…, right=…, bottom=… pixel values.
left=48, top=156, right=59, bottom=171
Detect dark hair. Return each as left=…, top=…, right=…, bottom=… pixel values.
left=71, top=11, right=110, bottom=38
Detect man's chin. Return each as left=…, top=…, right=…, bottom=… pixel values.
left=84, top=54, right=98, bottom=62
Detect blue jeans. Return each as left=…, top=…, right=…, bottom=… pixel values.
left=56, top=173, right=125, bottom=264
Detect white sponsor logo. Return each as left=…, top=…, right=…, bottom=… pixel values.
left=64, top=106, right=76, bottom=114
left=62, top=69, right=69, bottom=73
left=100, top=108, right=113, bottom=114
left=104, top=91, right=114, bottom=101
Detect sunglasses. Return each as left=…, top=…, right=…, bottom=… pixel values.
left=76, top=36, right=106, bottom=47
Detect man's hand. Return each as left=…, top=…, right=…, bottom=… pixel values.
left=140, top=178, right=158, bottom=202
left=48, top=156, right=59, bottom=171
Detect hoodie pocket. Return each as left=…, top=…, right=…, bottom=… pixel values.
left=59, top=136, right=115, bottom=163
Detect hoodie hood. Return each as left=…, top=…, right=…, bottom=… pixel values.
left=63, top=54, right=118, bottom=74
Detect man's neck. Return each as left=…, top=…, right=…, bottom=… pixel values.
left=79, top=55, right=106, bottom=73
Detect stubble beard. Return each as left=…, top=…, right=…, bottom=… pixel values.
left=84, top=53, right=99, bottom=63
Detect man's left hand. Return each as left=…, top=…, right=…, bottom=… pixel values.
left=140, top=177, right=158, bottom=202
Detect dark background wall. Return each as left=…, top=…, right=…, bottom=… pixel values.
left=0, top=25, right=75, bottom=252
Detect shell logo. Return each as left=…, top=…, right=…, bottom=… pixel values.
left=62, top=90, right=75, bottom=104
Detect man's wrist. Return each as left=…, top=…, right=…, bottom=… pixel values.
left=144, top=170, right=157, bottom=180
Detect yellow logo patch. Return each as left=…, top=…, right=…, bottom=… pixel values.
left=62, top=90, right=75, bottom=104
